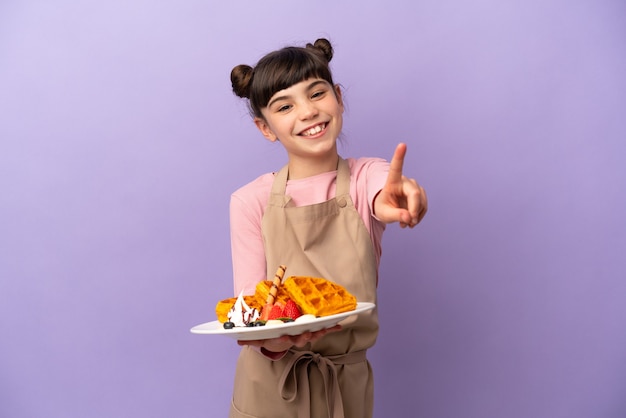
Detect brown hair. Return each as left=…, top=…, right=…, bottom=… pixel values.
left=231, top=38, right=335, bottom=119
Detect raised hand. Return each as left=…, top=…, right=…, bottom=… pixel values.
left=373, top=143, right=428, bottom=228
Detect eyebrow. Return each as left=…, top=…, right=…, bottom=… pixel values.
left=267, top=80, right=329, bottom=108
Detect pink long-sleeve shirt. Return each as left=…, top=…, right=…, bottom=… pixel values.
left=229, top=157, right=390, bottom=296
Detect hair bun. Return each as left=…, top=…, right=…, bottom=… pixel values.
left=230, top=64, right=254, bottom=98
left=306, top=38, right=333, bottom=63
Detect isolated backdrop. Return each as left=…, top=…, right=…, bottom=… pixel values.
left=1, top=1, right=625, bottom=417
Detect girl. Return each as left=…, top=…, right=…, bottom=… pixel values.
left=228, top=38, right=427, bottom=418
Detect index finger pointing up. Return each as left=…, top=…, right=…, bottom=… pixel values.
left=386, top=143, right=408, bottom=185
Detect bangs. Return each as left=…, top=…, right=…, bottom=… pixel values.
left=250, top=47, right=334, bottom=110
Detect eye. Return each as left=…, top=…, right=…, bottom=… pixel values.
left=276, top=104, right=292, bottom=113
left=311, top=90, right=326, bottom=99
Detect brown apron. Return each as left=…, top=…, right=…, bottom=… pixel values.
left=230, top=158, right=379, bottom=418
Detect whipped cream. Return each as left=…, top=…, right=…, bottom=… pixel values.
left=227, top=291, right=260, bottom=327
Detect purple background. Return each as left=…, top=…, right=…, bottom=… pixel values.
left=1, top=1, right=625, bottom=417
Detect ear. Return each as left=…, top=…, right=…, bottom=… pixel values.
left=254, top=117, right=278, bottom=142
left=334, top=85, right=344, bottom=112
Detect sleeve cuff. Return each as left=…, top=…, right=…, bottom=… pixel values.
left=371, top=189, right=383, bottom=222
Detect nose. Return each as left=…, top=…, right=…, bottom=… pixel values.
left=298, top=100, right=318, bottom=120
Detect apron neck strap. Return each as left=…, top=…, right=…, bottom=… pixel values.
left=336, top=157, right=350, bottom=196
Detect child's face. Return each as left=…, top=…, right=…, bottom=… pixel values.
left=254, top=78, right=344, bottom=165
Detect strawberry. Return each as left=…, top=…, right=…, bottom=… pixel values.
left=267, top=302, right=285, bottom=320
left=282, top=299, right=302, bottom=320
left=259, top=303, right=273, bottom=321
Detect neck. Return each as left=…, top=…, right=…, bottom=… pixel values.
left=287, top=153, right=339, bottom=180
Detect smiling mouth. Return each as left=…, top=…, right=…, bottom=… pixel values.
left=300, top=123, right=327, bottom=137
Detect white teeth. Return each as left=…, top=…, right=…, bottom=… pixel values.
left=302, top=124, right=325, bottom=136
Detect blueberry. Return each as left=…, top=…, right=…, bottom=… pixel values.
left=223, top=321, right=235, bottom=329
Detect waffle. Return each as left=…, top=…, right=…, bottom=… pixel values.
left=282, top=276, right=357, bottom=317
left=215, top=276, right=357, bottom=322
left=254, top=280, right=290, bottom=307
left=215, top=295, right=261, bottom=323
